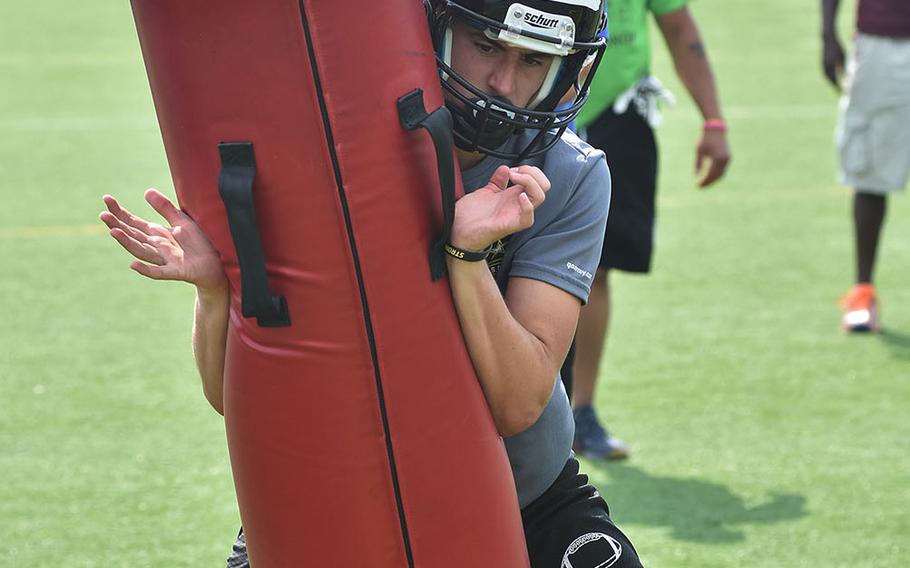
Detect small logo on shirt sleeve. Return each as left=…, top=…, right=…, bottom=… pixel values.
left=566, top=262, right=594, bottom=280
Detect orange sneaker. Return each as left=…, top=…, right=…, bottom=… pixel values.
left=839, top=283, right=880, bottom=333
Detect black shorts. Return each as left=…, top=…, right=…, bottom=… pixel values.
left=582, top=107, right=658, bottom=274
left=225, top=458, right=643, bottom=568
left=523, top=457, right=643, bottom=568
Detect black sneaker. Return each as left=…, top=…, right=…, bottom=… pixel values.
left=573, top=405, right=629, bottom=460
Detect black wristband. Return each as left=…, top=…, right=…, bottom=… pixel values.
left=444, top=242, right=491, bottom=262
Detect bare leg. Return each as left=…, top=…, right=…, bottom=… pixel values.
left=854, top=191, right=886, bottom=284
left=571, top=268, right=629, bottom=458
left=572, top=269, right=610, bottom=407
left=841, top=191, right=886, bottom=332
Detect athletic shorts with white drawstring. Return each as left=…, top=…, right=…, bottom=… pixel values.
left=580, top=106, right=658, bottom=273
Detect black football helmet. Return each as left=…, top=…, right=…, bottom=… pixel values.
left=428, top=0, right=607, bottom=160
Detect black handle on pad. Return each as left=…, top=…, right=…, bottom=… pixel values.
left=397, top=89, right=456, bottom=281
left=217, top=142, right=291, bottom=327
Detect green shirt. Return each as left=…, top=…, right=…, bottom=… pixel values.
left=577, top=0, right=688, bottom=127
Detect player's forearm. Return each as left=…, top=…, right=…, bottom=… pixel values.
left=659, top=7, right=723, bottom=121
left=821, top=0, right=842, bottom=37
left=192, top=285, right=230, bottom=415
left=446, top=259, right=557, bottom=437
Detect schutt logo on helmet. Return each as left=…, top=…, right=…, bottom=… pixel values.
left=524, top=12, right=560, bottom=29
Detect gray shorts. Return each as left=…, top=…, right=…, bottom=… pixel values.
left=836, top=33, right=910, bottom=193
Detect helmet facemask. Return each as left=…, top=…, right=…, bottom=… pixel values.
left=431, top=0, right=606, bottom=160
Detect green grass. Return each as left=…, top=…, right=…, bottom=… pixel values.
left=2, top=0, right=908, bottom=566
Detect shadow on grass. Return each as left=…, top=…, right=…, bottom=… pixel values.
left=588, top=462, right=808, bottom=544
left=879, top=328, right=910, bottom=360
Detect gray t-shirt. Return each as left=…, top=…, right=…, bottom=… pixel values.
left=460, top=129, right=611, bottom=508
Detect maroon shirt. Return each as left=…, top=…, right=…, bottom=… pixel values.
left=858, top=0, right=910, bottom=38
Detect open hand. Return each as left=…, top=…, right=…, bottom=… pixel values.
left=100, top=189, right=227, bottom=292
left=450, top=165, right=551, bottom=251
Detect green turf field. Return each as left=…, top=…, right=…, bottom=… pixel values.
left=1, top=1, right=907, bottom=566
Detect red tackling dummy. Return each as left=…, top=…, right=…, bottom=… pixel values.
left=130, top=0, right=529, bottom=566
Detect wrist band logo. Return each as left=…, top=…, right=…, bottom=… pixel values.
left=445, top=244, right=466, bottom=259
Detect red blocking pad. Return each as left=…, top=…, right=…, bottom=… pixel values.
left=130, top=1, right=529, bottom=566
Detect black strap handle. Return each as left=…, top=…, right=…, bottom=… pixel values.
left=397, top=89, right=456, bottom=281
left=217, top=142, right=291, bottom=327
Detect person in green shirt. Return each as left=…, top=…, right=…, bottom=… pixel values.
left=562, top=0, right=731, bottom=459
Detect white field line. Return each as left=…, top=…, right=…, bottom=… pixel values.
left=0, top=52, right=138, bottom=66
left=0, top=224, right=107, bottom=239
left=657, top=185, right=850, bottom=209
left=0, top=117, right=157, bottom=131
left=672, top=104, right=836, bottom=121
left=723, top=104, right=835, bottom=120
